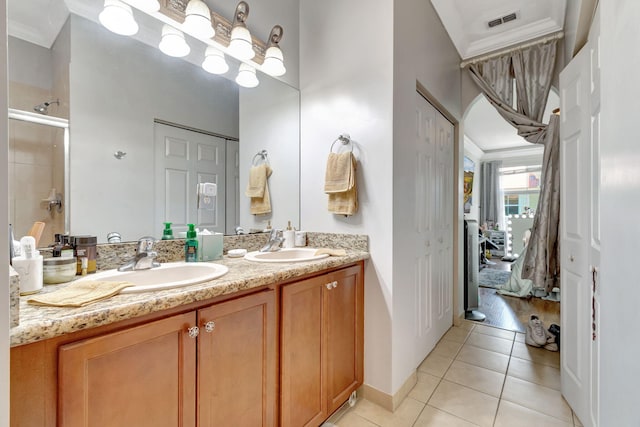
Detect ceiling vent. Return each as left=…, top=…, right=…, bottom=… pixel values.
left=487, top=12, right=518, bottom=28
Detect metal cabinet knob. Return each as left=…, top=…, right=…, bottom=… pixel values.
left=187, top=326, right=200, bottom=339
left=204, top=321, right=216, bottom=333
left=332, top=281, right=338, bottom=289
left=326, top=283, right=333, bottom=290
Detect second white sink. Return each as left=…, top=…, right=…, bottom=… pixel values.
left=76, top=261, right=229, bottom=293
left=244, top=248, right=329, bottom=263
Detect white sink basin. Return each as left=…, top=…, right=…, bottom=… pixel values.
left=76, top=262, right=229, bottom=293
left=244, top=248, right=329, bottom=263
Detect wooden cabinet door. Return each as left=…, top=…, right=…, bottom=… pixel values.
left=197, top=290, right=276, bottom=427
left=281, top=275, right=326, bottom=427
left=325, top=264, right=364, bottom=414
left=281, top=264, right=364, bottom=426
left=58, top=312, right=197, bottom=427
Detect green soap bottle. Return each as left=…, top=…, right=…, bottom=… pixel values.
left=185, top=224, right=198, bottom=262
left=162, top=222, right=174, bottom=240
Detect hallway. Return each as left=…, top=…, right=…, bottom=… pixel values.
left=334, top=322, right=579, bottom=427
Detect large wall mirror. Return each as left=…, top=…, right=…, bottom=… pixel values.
left=8, top=0, right=300, bottom=246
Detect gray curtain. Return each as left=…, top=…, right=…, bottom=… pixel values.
left=479, top=161, right=502, bottom=227
left=468, top=41, right=560, bottom=292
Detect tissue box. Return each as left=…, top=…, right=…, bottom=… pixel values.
left=198, top=232, right=223, bottom=262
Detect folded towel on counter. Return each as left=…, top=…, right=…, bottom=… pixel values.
left=246, top=165, right=273, bottom=215
left=324, top=152, right=356, bottom=193
left=325, top=152, right=358, bottom=216
left=314, top=248, right=347, bottom=257
left=245, top=164, right=270, bottom=198
left=27, top=280, right=134, bottom=307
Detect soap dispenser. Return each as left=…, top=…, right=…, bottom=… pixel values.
left=283, top=221, right=295, bottom=248
left=185, top=224, right=198, bottom=262
left=12, top=236, right=43, bottom=295
left=162, top=222, right=174, bottom=240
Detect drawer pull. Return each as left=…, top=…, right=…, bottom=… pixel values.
left=326, top=283, right=333, bottom=290
left=204, top=321, right=216, bottom=333
left=332, top=281, right=338, bottom=289
left=187, top=326, right=200, bottom=339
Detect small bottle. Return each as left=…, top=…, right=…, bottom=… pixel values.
left=162, top=222, right=174, bottom=240
left=263, top=220, right=272, bottom=233
left=185, top=224, right=198, bottom=262
left=283, top=221, right=295, bottom=248
left=59, top=235, right=74, bottom=259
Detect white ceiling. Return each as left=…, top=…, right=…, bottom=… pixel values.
left=430, top=0, right=566, bottom=60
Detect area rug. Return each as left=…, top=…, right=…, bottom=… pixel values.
left=478, top=268, right=511, bottom=289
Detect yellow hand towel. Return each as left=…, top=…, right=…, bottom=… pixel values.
left=314, top=248, right=347, bottom=257
left=245, top=164, right=270, bottom=198
left=324, top=152, right=355, bottom=193
left=247, top=165, right=273, bottom=215
left=325, top=152, right=358, bottom=216
left=27, top=280, right=134, bottom=307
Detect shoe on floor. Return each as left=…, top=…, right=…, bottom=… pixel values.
left=527, top=315, right=548, bottom=346
left=544, top=341, right=559, bottom=352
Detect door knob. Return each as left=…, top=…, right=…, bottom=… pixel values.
left=204, top=321, right=215, bottom=333
left=187, top=326, right=199, bottom=338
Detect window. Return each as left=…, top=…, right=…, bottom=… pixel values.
left=500, top=166, right=541, bottom=217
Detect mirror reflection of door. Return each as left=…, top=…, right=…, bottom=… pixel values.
left=154, top=122, right=238, bottom=236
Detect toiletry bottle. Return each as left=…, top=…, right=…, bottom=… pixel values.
left=60, top=235, right=74, bottom=259
left=12, top=236, right=43, bottom=295
left=283, top=221, right=295, bottom=248
left=263, top=220, right=272, bottom=233
left=185, top=223, right=198, bottom=262
left=162, top=222, right=174, bottom=240
left=52, top=233, right=63, bottom=257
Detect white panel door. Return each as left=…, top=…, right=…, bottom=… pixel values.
left=154, top=123, right=226, bottom=235
left=435, top=112, right=454, bottom=340
left=560, top=41, right=596, bottom=427
left=414, top=92, right=437, bottom=365
left=414, top=92, right=454, bottom=365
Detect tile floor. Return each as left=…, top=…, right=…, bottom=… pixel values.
left=333, top=321, right=583, bottom=427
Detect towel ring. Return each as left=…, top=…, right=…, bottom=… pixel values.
left=330, top=133, right=353, bottom=153
left=252, top=149, right=269, bottom=166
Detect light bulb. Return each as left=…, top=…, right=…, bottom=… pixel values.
left=98, top=0, right=139, bottom=36
left=159, top=25, right=190, bottom=58
left=202, top=46, right=229, bottom=75
left=229, top=26, right=254, bottom=60
left=184, top=0, right=215, bottom=39
left=262, top=46, right=286, bottom=76
left=235, top=63, right=259, bottom=88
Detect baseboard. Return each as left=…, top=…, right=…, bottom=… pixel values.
left=361, top=371, right=417, bottom=412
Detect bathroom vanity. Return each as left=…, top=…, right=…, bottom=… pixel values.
left=9, top=249, right=367, bottom=427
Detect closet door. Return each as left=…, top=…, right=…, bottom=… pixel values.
left=414, top=92, right=454, bottom=365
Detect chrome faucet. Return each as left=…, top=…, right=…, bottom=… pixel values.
left=118, top=236, right=160, bottom=271
left=259, top=229, right=285, bottom=252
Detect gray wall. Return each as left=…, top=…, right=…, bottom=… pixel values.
left=8, top=36, right=52, bottom=91
left=69, top=15, right=239, bottom=242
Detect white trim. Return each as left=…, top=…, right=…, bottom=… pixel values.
left=8, top=108, right=69, bottom=128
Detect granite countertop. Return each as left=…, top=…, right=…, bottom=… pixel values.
left=10, top=250, right=369, bottom=347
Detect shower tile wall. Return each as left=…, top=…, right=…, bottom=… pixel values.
left=9, top=81, right=65, bottom=246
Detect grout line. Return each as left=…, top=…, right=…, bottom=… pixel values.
left=491, top=332, right=516, bottom=426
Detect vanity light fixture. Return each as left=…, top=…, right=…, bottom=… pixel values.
left=126, top=0, right=160, bottom=13
left=202, top=46, right=229, bottom=75
left=235, top=63, right=259, bottom=88
left=262, top=25, right=286, bottom=77
left=184, top=0, right=215, bottom=39
left=228, top=1, right=255, bottom=60
left=99, top=0, right=139, bottom=36
left=159, top=24, right=191, bottom=57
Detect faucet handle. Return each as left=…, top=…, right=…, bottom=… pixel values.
left=137, top=236, right=156, bottom=253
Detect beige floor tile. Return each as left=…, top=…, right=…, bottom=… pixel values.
left=443, top=326, right=472, bottom=343
left=507, top=357, right=561, bottom=390
left=494, top=401, right=574, bottom=427
left=465, top=332, right=514, bottom=355
left=409, top=373, right=441, bottom=403
left=413, top=405, right=480, bottom=427
left=515, top=332, right=525, bottom=343
left=336, top=411, right=380, bottom=427
left=458, top=321, right=476, bottom=331
left=352, top=397, right=424, bottom=427
left=473, top=324, right=516, bottom=341
left=511, top=341, right=560, bottom=368
left=501, top=376, right=572, bottom=422
left=428, top=380, right=499, bottom=427
left=444, top=360, right=506, bottom=397
left=573, top=411, right=584, bottom=426
left=418, top=353, right=454, bottom=378
left=431, top=339, right=464, bottom=359
left=456, top=344, right=510, bottom=373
